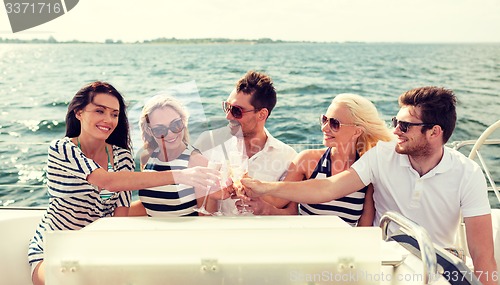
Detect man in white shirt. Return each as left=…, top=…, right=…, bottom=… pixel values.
left=242, top=86, right=497, bottom=284
left=194, top=70, right=297, bottom=215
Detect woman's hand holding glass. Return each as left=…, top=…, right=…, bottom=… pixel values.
left=193, top=161, right=223, bottom=215
left=208, top=162, right=231, bottom=216
left=173, top=166, right=219, bottom=191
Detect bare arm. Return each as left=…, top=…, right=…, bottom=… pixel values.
left=260, top=155, right=307, bottom=209
left=238, top=153, right=309, bottom=215
left=113, top=206, right=129, bottom=217
left=251, top=161, right=302, bottom=209
left=356, top=184, right=375, bottom=226
left=139, top=150, right=151, bottom=171
left=128, top=200, right=147, bottom=216
left=280, top=201, right=299, bottom=215
left=263, top=201, right=298, bottom=215
left=241, top=168, right=366, bottom=204
left=86, top=166, right=218, bottom=192
left=263, top=154, right=309, bottom=215
left=237, top=198, right=298, bottom=215
left=236, top=150, right=311, bottom=215
left=260, top=196, right=291, bottom=209
left=464, top=214, right=498, bottom=285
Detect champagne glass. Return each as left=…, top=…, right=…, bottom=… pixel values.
left=194, top=161, right=221, bottom=215
left=228, top=152, right=253, bottom=215
left=211, top=162, right=228, bottom=216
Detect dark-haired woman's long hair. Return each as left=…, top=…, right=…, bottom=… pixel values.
left=65, top=81, right=131, bottom=150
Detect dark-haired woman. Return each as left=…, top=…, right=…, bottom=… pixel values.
left=28, top=81, right=218, bottom=285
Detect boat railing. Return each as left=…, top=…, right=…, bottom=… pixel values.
left=449, top=119, right=500, bottom=204
left=380, top=211, right=438, bottom=285
left=450, top=139, right=500, bottom=201
left=449, top=139, right=500, bottom=151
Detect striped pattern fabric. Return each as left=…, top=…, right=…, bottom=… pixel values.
left=139, top=145, right=198, bottom=217
left=28, top=137, right=133, bottom=269
left=299, top=148, right=367, bottom=226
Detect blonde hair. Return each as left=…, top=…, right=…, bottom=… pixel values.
left=139, top=95, right=190, bottom=152
left=331, top=93, right=394, bottom=155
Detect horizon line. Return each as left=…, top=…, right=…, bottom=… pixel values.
left=0, top=36, right=499, bottom=45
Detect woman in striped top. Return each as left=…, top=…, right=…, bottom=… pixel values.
left=29, top=82, right=219, bottom=285
left=279, top=94, right=393, bottom=226
left=129, top=95, right=213, bottom=217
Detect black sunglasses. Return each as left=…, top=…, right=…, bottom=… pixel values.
left=391, top=117, right=433, bottom=133
left=320, top=115, right=356, bottom=132
left=148, top=118, right=184, bottom=138
left=222, top=101, right=256, bottom=119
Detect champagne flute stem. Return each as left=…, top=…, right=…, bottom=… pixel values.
left=200, top=187, right=210, bottom=211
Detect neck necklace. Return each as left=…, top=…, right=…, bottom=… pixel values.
left=77, top=137, right=113, bottom=171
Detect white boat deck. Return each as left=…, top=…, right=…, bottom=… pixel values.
left=2, top=209, right=487, bottom=285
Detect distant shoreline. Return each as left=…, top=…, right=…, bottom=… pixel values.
left=0, top=36, right=329, bottom=45
left=1, top=37, right=498, bottom=45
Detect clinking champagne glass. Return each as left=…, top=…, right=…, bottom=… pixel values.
left=228, top=152, right=252, bottom=215
left=212, top=162, right=228, bottom=216
left=194, top=161, right=222, bottom=215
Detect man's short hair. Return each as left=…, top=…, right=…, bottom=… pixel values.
left=236, top=70, right=277, bottom=118
left=399, top=86, right=457, bottom=143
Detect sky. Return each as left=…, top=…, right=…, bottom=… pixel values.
left=1, top=0, right=500, bottom=43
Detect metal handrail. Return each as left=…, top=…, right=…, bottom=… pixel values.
left=449, top=139, right=500, bottom=151
left=467, top=120, right=500, bottom=160
left=450, top=120, right=500, bottom=204
left=380, top=211, right=438, bottom=285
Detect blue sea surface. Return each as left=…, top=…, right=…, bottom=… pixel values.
left=0, top=43, right=499, bottom=207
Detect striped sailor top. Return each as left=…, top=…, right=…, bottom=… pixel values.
left=138, top=145, right=198, bottom=217
left=28, top=137, right=133, bottom=267
left=299, top=147, right=367, bottom=226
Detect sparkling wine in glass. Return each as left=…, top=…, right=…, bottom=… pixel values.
left=211, top=162, right=228, bottom=216
left=228, top=153, right=252, bottom=215
left=194, top=161, right=221, bottom=215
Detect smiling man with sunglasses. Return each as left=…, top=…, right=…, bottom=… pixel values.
left=194, top=70, right=297, bottom=215
left=241, top=86, right=496, bottom=284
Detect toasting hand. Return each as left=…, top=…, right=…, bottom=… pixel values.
left=240, top=178, right=276, bottom=198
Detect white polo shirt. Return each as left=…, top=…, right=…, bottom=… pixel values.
left=351, top=140, right=490, bottom=248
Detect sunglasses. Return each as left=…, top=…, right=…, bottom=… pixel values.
left=222, top=101, right=256, bottom=119
left=148, top=118, right=184, bottom=138
left=320, top=115, right=356, bottom=132
left=391, top=117, right=433, bottom=133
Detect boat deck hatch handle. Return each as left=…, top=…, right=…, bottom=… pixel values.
left=379, top=211, right=438, bottom=285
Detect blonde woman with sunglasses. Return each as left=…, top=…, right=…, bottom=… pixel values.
left=268, top=93, right=393, bottom=224
left=128, top=95, right=220, bottom=217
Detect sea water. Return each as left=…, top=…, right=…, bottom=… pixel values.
left=0, top=43, right=499, bottom=207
